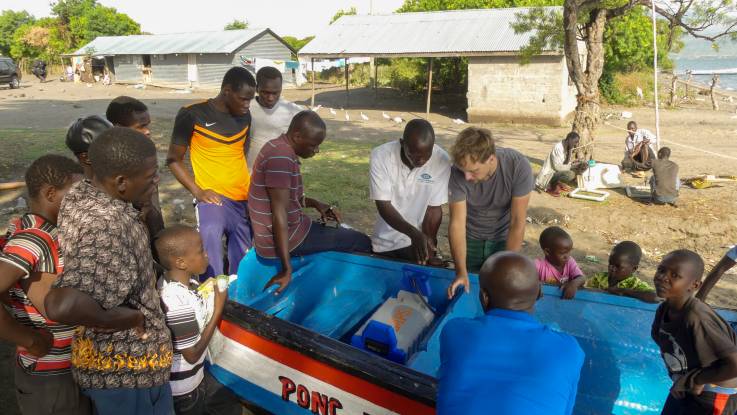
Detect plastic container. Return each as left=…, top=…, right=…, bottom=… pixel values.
left=351, top=290, right=435, bottom=363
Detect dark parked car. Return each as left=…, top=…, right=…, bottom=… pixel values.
left=0, top=57, right=21, bottom=89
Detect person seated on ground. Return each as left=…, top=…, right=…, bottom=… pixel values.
left=250, top=110, right=371, bottom=294
left=438, top=252, right=584, bottom=415
left=369, top=119, right=451, bottom=265
left=445, top=127, right=534, bottom=298
left=586, top=241, right=658, bottom=303
left=0, top=155, right=89, bottom=415
left=167, top=67, right=256, bottom=280
left=652, top=249, right=737, bottom=415
left=154, top=225, right=241, bottom=415
left=247, top=66, right=303, bottom=171
left=535, top=226, right=585, bottom=299
left=535, top=131, right=588, bottom=197
left=696, top=245, right=737, bottom=302
left=46, top=128, right=173, bottom=415
left=650, top=147, right=679, bottom=206
left=622, top=121, right=657, bottom=176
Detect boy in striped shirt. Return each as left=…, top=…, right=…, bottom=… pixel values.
left=0, top=155, right=88, bottom=415
left=155, top=225, right=241, bottom=415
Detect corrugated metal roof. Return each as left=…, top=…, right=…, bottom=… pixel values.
left=70, top=29, right=283, bottom=56
left=299, top=7, right=562, bottom=58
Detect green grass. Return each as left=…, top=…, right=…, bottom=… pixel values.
left=300, top=139, right=375, bottom=222
left=0, top=128, right=68, bottom=180
left=0, top=129, right=378, bottom=228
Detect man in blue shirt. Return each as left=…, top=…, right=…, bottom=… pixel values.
left=438, top=252, right=585, bottom=414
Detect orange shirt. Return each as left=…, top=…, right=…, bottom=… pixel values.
left=172, top=100, right=252, bottom=201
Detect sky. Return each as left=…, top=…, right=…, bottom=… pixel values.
left=0, top=0, right=406, bottom=38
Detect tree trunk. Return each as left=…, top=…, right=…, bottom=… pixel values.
left=710, top=74, right=720, bottom=111
left=564, top=5, right=609, bottom=161
left=669, top=75, right=678, bottom=107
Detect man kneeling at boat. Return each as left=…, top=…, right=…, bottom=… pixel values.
left=369, top=119, right=451, bottom=265
left=249, top=110, right=371, bottom=293
left=438, top=252, right=584, bottom=415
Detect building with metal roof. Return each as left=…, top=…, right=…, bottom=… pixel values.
left=300, top=7, right=577, bottom=125
left=69, top=29, right=296, bottom=89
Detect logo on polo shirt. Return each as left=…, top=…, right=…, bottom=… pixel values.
left=418, top=173, right=434, bottom=184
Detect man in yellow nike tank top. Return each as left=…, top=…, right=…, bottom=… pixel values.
left=167, top=67, right=256, bottom=279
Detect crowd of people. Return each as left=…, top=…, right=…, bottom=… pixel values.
left=0, top=64, right=734, bottom=415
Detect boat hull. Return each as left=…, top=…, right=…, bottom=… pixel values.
left=209, top=251, right=737, bottom=414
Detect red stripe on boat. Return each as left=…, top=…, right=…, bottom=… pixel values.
left=219, top=320, right=435, bottom=415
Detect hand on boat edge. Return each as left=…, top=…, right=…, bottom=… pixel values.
left=263, top=269, right=293, bottom=295
left=447, top=274, right=470, bottom=299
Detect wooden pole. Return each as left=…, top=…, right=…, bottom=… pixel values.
left=426, top=57, right=434, bottom=116
left=344, top=57, right=349, bottom=108
left=374, top=58, right=379, bottom=104
left=310, top=58, right=315, bottom=108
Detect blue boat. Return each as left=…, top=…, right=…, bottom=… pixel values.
left=208, top=250, right=737, bottom=414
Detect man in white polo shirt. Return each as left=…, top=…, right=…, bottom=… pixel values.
left=369, top=119, right=451, bottom=264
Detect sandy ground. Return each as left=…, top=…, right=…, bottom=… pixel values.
left=1, top=78, right=736, bottom=413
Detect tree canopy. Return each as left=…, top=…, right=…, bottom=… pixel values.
left=330, top=6, right=357, bottom=24
left=512, top=0, right=736, bottom=152
left=0, top=10, right=35, bottom=56
left=5, top=0, right=140, bottom=61
left=282, top=36, right=315, bottom=52
left=224, top=19, right=248, bottom=30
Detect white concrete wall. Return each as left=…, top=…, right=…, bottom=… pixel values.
left=467, top=55, right=576, bottom=126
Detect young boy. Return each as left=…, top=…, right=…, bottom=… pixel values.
left=47, top=128, right=173, bottom=414
left=66, top=112, right=164, bottom=239
left=585, top=241, right=658, bottom=303
left=535, top=226, right=585, bottom=299
left=650, top=147, right=679, bottom=206
left=155, top=225, right=241, bottom=415
left=106, top=95, right=152, bottom=139
left=105, top=96, right=163, bottom=234
left=652, top=249, right=737, bottom=415
left=246, top=66, right=303, bottom=171
left=0, top=155, right=88, bottom=415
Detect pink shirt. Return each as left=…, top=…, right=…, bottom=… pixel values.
left=535, top=257, right=584, bottom=285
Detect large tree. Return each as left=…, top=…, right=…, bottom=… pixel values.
left=224, top=19, right=248, bottom=30
left=330, top=6, right=357, bottom=24
left=50, top=0, right=140, bottom=53
left=515, top=1, right=737, bottom=157
left=0, top=10, right=35, bottom=56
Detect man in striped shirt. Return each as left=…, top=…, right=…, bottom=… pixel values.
left=0, top=155, right=89, bottom=415
left=249, top=111, right=371, bottom=293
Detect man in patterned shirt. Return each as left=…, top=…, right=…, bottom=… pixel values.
left=45, top=128, right=173, bottom=415
left=0, top=155, right=88, bottom=414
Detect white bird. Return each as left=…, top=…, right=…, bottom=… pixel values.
left=329, top=108, right=336, bottom=115
left=392, top=116, right=404, bottom=124
left=360, top=112, right=369, bottom=121
left=382, top=111, right=391, bottom=120
left=452, top=118, right=466, bottom=125
left=636, top=86, right=644, bottom=100
left=345, top=112, right=350, bottom=121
